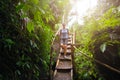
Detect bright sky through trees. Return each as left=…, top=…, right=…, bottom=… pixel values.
left=67, top=0, right=98, bottom=27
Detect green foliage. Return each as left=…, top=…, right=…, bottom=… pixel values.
left=74, top=6, right=120, bottom=80
left=98, top=7, right=120, bottom=28
left=76, top=7, right=120, bottom=52
left=49, top=0, right=71, bottom=23
left=27, top=21, right=34, bottom=33
left=100, top=43, right=106, bottom=53
left=74, top=47, right=99, bottom=80
left=0, top=0, right=56, bottom=80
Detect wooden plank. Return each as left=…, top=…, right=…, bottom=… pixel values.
left=53, top=69, right=72, bottom=80
left=67, top=42, right=72, bottom=45
left=71, top=69, right=73, bottom=80
left=56, top=60, right=72, bottom=70
left=56, top=59, right=60, bottom=68
left=68, top=39, right=72, bottom=41
left=59, top=54, right=72, bottom=60
left=56, top=67, right=72, bottom=70
left=67, top=45, right=72, bottom=49
left=54, top=70, right=57, bottom=77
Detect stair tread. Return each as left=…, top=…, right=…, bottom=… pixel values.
left=59, top=55, right=72, bottom=60
left=56, top=66, right=72, bottom=69
left=53, top=72, right=72, bottom=80
left=53, top=70, right=72, bottom=80
left=67, top=42, right=72, bottom=45
left=60, top=49, right=72, bottom=54
left=56, top=60, right=72, bottom=70
left=67, top=45, right=72, bottom=49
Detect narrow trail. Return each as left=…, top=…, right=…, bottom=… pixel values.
left=53, top=34, right=75, bottom=80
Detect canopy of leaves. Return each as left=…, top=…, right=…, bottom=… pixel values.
left=74, top=4, right=120, bottom=80
left=0, top=0, right=62, bottom=80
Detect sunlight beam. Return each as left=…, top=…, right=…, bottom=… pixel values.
left=68, top=0, right=98, bottom=27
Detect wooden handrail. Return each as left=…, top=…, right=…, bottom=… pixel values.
left=49, top=28, right=61, bottom=80
left=73, top=46, right=120, bottom=74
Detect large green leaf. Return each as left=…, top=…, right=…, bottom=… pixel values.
left=100, top=43, right=107, bottom=53
left=5, top=39, right=15, bottom=45
left=30, top=0, right=39, bottom=4
left=27, top=21, right=34, bottom=33
left=16, top=3, right=24, bottom=12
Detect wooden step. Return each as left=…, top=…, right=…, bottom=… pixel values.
left=59, top=54, right=72, bottom=60
left=67, top=42, right=72, bottom=45
left=60, top=49, right=72, bottom=54
left=68, top=35, right=72, bottom=38
left=68, top=38, right=72, bottom=41
left=56, top=60, right=72, bottom=70
left=60, top=45, right=71, bottom=49
left=56, top=66, right=72, bottom=70
left=68, top=39, right=72, bottom=42
left=67, top=45, right=71, bottom=49
left=53, top=69, right=72, bottom=80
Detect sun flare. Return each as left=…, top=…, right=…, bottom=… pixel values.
left=68, top=0, right=98, bottom=27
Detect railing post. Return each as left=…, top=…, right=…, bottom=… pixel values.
left=72, top=32, right=75, bottom=79
left=50, top=46, right=53, bottom=80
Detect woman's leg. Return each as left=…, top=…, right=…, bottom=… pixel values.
left=64, top=45, right=67, bottom=58
left=60, top=39, right=67, bottom=58
left=64, top=39, right=68, bottom=58
left=60, top=45, right=66, bottom=57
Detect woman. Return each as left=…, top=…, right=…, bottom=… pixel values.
left=60, top=23, right=69, bottom=58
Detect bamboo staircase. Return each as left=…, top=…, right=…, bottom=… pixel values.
left=53, top=34, right=74, bottom=80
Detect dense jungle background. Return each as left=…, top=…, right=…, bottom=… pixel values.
left=0, top=0, right=120, bottom=80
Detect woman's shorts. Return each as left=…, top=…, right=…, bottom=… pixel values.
left=60, top=38, right=68, bottom=45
